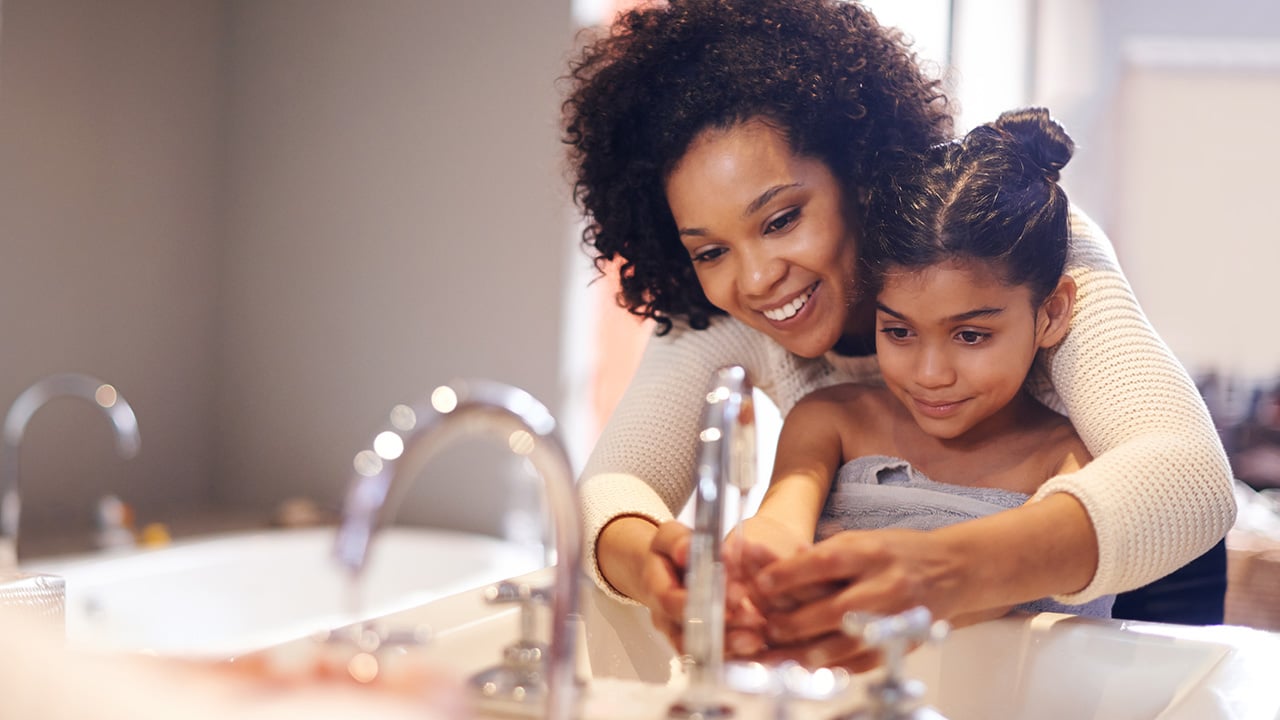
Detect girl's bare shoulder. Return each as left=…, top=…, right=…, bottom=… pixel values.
left=1030, top=406, right=1094, bottom=476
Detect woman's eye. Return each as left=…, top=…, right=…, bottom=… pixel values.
left=764, top=208, right=800, bottom=234
left=692, top=247, right=727, bottom=263
left=956, top=330, right=988, bottom=345
left=880, top=327, right=912, bottom=341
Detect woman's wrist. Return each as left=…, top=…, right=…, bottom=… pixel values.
left=597, top=515, right=661, bottom=602
left=937, top=492, right=1099, bottom=613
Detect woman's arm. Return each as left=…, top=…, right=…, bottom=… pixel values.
left=582, top=318, right=762, bottom=602
left=1029, top=208, right=1236, bottom=602
left=581, top=316, right=841, bottom=603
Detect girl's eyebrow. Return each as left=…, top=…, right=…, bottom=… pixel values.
left=876, top=302, right=1005, bottom=323
left=876, top=302, right=905, bottom=320
left=947, top=307, right=1004, bottom=322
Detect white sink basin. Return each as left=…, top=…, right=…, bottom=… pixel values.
left=372, top=569, right=1280, bottom=720
left=23, top=526, right=544, bottom=657
left=906, top=613, right=1232, bottom=720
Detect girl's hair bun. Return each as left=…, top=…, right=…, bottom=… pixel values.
left=993, top=107, right=1073, bottom=182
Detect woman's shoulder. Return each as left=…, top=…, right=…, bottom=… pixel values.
left=1066, top=205, right=1122, bottom=274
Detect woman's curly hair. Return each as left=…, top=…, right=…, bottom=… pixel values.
left=562, top=0, right=953, bottom=335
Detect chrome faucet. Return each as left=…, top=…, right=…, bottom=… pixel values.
left=670, top=365, right=756, bottom=720
left=838, top=607, right=952, bottom=720
left=1, top=373, right=141, bottom=569
left=333, top=379, right=581, bottom=720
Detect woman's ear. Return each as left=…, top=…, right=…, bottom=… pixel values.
left=1036, top=274, right=1077, bottom=348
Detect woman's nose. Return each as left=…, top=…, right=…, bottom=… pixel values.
left=737, top=246, right=785, bottom=297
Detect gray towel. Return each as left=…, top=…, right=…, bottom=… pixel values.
left=816, top=455, right=1114, bottom=618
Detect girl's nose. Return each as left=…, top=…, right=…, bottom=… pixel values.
left=915, top=346, right=956, bottom=388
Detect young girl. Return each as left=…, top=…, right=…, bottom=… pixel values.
left=736, top=108, right=1114, bottom=625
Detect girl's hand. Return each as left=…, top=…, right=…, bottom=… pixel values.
left=723, top=514, right=811, bottom=576
left=721, top=515, right=810, bottom=659
left=746, top=528, right=969, bottom=664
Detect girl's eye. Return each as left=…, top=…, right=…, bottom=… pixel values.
left=764, top=208, right=800, bottom=234
left=692, top=247, right=727, bottom=263
left=956, top=330, right=989, bottom=345
left=880, top=327, right=913, bottom=341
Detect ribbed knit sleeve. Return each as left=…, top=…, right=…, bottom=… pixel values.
left=1029, top=209, right=1237, bottom=603
left=579, top=318, right=849, bottom=601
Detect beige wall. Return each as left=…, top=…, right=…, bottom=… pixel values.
left=1033, top=0, right=1280, bottom=381
left=0, top=0, right=224, bottom=538
left=0, top=0, right=575, bottom=547
left=1114, top=49, right=1280, bottom=379
left=215, top=0, right=575, bottom=536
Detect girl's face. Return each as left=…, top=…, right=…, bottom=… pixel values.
left=874, top=259, right=1073, bottom=442
left=665, top=119, right=861, bottom=359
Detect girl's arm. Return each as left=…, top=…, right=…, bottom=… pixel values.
left=731, top=393, right=848, bottom=563
left=753, top=393, right=849, bottom=538
left=721, top=391, right=850, bottom=660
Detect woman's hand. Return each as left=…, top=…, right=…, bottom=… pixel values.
left=639, top=520, right=696, bottom=648
left=598, top=517, right=772, bottom=655
left=597, top=517, right=693, bottom=650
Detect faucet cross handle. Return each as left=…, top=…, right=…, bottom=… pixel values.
left=485, top=580, right=553, bottom=668
left=838, top=607, right=951, bottom=720
left=469, top=580, right=565, bottom=707
left=842, top=607, right=950, bottom=649
left=485, top=579, right=553, bottom=606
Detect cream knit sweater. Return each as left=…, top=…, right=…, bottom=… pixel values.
left=579, top=209, right=1237, bottom=605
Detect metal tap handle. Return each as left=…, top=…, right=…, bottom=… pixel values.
left=485, top=580, right=553, bottom=606
left=840, top=607, right=951, bottom=720
left=842, top=606, right=949, bottom=650
left=485, top=581, right=552, bottom=646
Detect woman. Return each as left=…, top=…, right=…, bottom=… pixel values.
left=561, top=0, right=1234, bottom=666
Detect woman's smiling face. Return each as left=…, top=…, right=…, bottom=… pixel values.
left=664, top=119, right=862, bottom=359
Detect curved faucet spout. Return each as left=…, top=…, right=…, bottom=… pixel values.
left=333, top=379, right=581, bottom=720
left=1, top=373, right=141, bottom=568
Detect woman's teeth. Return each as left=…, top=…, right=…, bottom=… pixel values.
left=763, top=285, right=816, bottom=321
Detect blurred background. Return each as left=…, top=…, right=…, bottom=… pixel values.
left=0, top=0, right=1277, bottom=580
